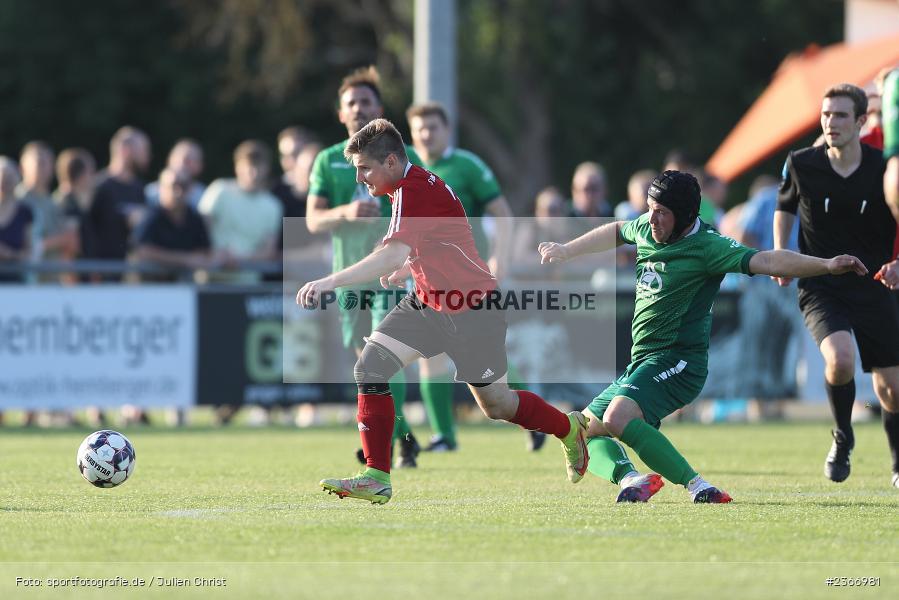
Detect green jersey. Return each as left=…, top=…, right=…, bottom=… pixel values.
left=884, top=69, right=899, bottom=160
left=422, top=147, right=501, bottom=259
left=620, top=214, right=758, bottom=363
left=309, top=140, right=421, bottom=272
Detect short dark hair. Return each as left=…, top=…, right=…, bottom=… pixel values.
left=344, top=119, right=408, bottom=163
left=56, top=148, right=94, bottom=185
left=338, top=65, right=382, bottom=104
left=406, top=102, right=449, bottom=126
left=233, top=140, right=271, bottom=166
left=823, top=83, right=868, bottom=119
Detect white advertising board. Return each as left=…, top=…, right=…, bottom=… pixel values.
left=0, top=286, right=195, bottom=408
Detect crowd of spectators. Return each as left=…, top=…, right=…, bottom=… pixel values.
left=0, top=126, right=323, bottom=283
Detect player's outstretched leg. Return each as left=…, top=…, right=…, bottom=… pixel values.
left=507, top=390, right=587, bottom=482
left=507, top=367, right=546, bottom=453
left=616, top=416, right=731, bottom=503
left=585, top=434, right=664, bottom=502
left=470, top=384, right=588, bottom=482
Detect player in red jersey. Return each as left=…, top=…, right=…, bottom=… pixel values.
left=297, top=119, right=588, bottom=504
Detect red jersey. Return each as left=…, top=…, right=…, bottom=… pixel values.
left=383, top=164, right=496, bottom=312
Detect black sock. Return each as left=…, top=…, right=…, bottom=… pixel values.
left=826, top=379, right=855, bottom=445
left=882, top=408, right=899, bottom=473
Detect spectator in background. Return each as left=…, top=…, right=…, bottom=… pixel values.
left=614, top=169, right=655, bottom=268
left=700, top=172, right=728, bottom=223
left=570, top=161, right=612, bottom=220
left=662, top=148, right=721, bottom=226
left=90, top=126, right=151, bottom=267
left=136, top=167, right=213, bottom=280
left=614, top=169, right=654, bottom=221
left=269, top=128, right=319, bottom=278
left=0, top=157, right=33, bottom=282
left=17, top=142, right=75, bottom=266
left=732, top=175, right=798, bottom=252
left=0, top=157, right=31, bottom=428
left=53, top=148, right=98, bottom=269
left=145, top=139, right=206, bottom=208
left=198, top=140, right=282, bottom=283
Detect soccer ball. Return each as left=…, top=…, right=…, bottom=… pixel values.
left=76, top=430, right=136, bottom=488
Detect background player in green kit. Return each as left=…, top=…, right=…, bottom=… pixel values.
left=885, top=69, right=899, bottom=233
left=405, top=102, right=545, bottom=452
left=306, top=66, right=422, bottom=467
left=539, top=170, right=868, bottom=503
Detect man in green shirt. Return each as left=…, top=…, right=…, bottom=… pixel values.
left=539, top=170, right=867, bottom=503
left=405, top=102, right=544, bottom=453
left=306, top=66, right=421, bottom=467
left=885, top=68, right=899, bottom=228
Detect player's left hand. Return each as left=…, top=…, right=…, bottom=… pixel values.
left=827, top=254, right=868, bottom=277
left=538, top=242, right=570, bottom=264
left=296, top=277, right=334, bottom=308
left=874, top=260, right=899, bottom=289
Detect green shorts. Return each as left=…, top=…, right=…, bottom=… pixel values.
left=586, top=352, right=707, bottom=429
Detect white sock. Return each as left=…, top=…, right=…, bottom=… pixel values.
left=686, top=475, right=712, bottom=496
left=618, top=471, right=641, bottom=488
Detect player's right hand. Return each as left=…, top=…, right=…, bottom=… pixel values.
left=345, top=200, right=381, bottom=222
left=827, top=254, right=868, bottom=277
left=380, top=262, right=411, bottom=289
left=538, top=242, right=570, bottom=264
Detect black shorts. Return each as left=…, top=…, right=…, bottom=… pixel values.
left=798, top=285, right=899, bottom=372
left=374, top=293, right=508, bottom=385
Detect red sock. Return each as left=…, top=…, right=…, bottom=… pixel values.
left=358, top=393, right=395, bottom=473
left=509, top=390, right=571, bottom=438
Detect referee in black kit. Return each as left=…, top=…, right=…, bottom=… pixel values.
left=774, top=83, right=899, bottom=488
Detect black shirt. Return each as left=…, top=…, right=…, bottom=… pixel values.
left=135, top=205, right=210, bottom=252
left=89, top=175, right=146, bottom=259
left=777, top=144, right=897, bottom=290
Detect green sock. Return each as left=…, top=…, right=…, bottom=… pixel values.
left=506, top=363, right=526, bottom=391
left=364, top=467, right=391, bottom=484
left=389, top=371, right=410, bottom=441
left=586, top=436, right=638, bottom=484
left=420, top=375, right=455, bottom=444
left=619, top=419, right=698, bottom=486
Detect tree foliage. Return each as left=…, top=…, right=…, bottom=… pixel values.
left=0, top=0, right=841, bottom=209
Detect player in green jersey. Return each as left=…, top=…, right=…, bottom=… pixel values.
left=404, top=102, right=545, bottom=452
left=306, top=66, right=421, bottom=468
left=885, top=69, right=899, bottom=229
left=539, top=170, right=867, bottom=503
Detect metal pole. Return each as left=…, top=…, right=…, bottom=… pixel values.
left=414, top=0, right=457, bottom=144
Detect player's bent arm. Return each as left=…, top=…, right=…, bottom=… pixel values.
left=540, top=221, right=624, bottom=263
left=885, top=157, right=899, bottom=224
left=328, top=240, right=412, bottom=288
left=306, top=194, right=349, bottom=233
left=749, top=250, right=868, bottom=279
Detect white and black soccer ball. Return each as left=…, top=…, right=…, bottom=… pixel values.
left=76, top=430, right=136, bottom=488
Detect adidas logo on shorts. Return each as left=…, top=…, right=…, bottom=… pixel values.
left=481, top=368, right=495, bottom=379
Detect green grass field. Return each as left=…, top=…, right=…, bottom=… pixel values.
left=2, top=421, right=898, bottom=599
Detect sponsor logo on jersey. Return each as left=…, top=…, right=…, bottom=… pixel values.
left=636, top=261, right=664, bottom=299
